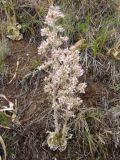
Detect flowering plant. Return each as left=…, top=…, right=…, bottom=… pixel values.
left=38, top=5, right=87, bottom=151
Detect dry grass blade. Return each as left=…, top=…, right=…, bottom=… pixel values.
left=70, top=39, right=85, bottom=51
left=0, top=94, right=17, bottom=122
left=8, top=59, right=20, bottom=84
left=0, top=136, right=7, bottom=160
left=0, top=94, right=14, bottom=112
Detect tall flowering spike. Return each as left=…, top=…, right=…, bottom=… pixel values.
left=45, top=6, right=64, bottom=26
left=38, top=5, right=87, bottom=151
left=38, top=6, right=66, bottom=56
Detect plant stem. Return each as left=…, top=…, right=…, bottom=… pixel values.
left=54, top=107, right=59, bottom=132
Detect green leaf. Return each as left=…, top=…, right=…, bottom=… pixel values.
left=77, top=22, right=89, bottom=33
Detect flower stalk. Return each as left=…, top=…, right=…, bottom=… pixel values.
left=38, top=5, right=87, bottom=151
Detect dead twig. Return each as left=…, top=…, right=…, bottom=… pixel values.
left=0, top=136, right=7, bottom=160
left=8, top=59, right=20, bottom=84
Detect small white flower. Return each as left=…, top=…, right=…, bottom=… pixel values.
left=60, top=36, right=69, bottom=41
left=41, top=27, right=50, bottom=36
left=78, top=83, right=87, bottom=93
left=56, top=26, right=65, bottom=32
